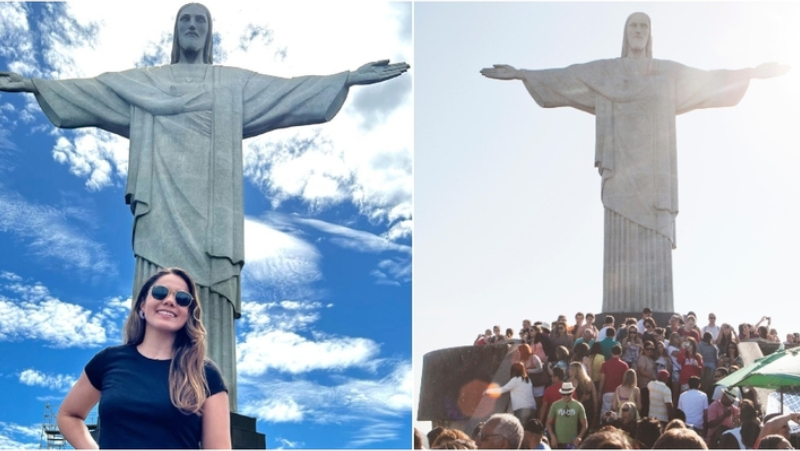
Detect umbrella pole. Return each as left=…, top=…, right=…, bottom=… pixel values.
left=781, top=389, right=784, bottom=414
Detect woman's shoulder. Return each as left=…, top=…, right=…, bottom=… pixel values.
left=203, top=358, right=229, bottom=395
left=94, top=344, right=135, bottom=359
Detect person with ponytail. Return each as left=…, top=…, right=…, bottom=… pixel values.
left=57, top=267, right=231, bottom=449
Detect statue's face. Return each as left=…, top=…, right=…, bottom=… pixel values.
left=177, top=4, right=209, bottom=54
left=626, top=13, right=650, bottom=52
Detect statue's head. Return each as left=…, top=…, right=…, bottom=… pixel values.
left=171, top=3, right=213, bottom=64
left=621, top=12, right=652, bottom=58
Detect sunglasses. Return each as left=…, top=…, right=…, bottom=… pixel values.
left=151, top=285, right=194, bottom=307
left=479, top=433, right=502, bottom=441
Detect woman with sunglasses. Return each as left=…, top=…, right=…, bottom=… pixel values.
left=613, top=401, right=640, bottom=439
left=551, top=321, right=574, bottom=351
left=57, top=267, right=231, bottom=449
left=721, top=342, right=744, bottom=371
left=715, top=323, right=740, bottom=355
left=621, top=326, right=644, bottom=367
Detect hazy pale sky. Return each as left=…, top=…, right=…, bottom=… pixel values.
left=414, top=1, right=800, bottom=433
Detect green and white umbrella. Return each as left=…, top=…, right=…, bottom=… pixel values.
left=717, top=347, right=800, bottom=413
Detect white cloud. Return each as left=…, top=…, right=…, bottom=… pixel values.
left=293, top=216, right=411, bottom=254
left=51, top=130, right=129, bottom=191
left=0, top=189, right=116, bottom=276
left=0, top=422, right=41, bottom=450
left=0, top=271, right=22, bottom=282
left=238, top=329, right=379, bottom=376
left=242, top=217, right=321, bottom=302
left=0, top=279, right=127, bottom=348
left=275, top=437, right=303, bottom=449
left=0, top=3, right=38, bottom=78
left=239, top=361, right=411, bottom=424
left=18, top=369, right=77, bottom=391
left=237, top=299, right=379, bottom=376
left=238, top=300, right=320, bottom=333
left=346, top=421, right=405, bottom=448
left=241, top=398, right=304, bottom=423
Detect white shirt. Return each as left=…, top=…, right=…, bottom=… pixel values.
left=678, top=389, right=709, bottom=430
left=703, top=324, right=721, bottom=342
left=488, top=376, right=537, bottom=412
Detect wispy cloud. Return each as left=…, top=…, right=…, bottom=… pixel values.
left=346, top=420, right=406, bottom=448
left=0, top=421, right=40, bottom=450
left=275, top=437, right=303, bottom=449
left=0, top=275, right=127, bottom=348
left=371, top=258, right=412, bottom=286
left=18, top=369, right=77, bottom=391
left=237, top=300, right=379, bottom=376
left=0, top=189, right=116, bottom=276
left=242, top=217, right=322, bottom=302
left=253, top=212, right=411, bottom=286
left=239, top=361, right=411, bottom=424
left=292, top=216, right=411, bottom=254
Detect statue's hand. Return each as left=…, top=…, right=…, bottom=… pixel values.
left=0, top=72, right=35, bottom=93
left=347, top=60, right=410, bottom=86
left=480, top=64, right=521, bottom=80
left=752, top=62, right=791, bottom=79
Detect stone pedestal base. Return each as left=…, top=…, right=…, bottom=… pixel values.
left=231, top=412, right=266, bottom=449
left=89, top=412, right=265, bottom=448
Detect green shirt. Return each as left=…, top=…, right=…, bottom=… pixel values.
left=548, top=399, right=586, bottom=444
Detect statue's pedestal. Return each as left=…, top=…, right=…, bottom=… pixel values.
left=90, top=412, right=265, bottom=448
left=231, top=412, right=266, bottom=449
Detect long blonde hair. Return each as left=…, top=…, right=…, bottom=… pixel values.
left=123, top=267, right=208, bottom=415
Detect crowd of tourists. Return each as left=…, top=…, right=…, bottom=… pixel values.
left=418, top=309, right=798, bottom=449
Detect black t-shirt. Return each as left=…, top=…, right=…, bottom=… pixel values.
left=85, top=344, right=227, bottom=449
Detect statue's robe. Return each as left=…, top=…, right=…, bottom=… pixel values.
left=519, top=58, right=749, bottom=313
left=33, top=65, right=350, bottom=410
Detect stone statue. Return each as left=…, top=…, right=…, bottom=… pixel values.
left=481, top=12, right=788, bottom=316
left=0, top=2, right=409, bottom=411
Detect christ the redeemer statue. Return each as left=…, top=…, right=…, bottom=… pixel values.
left=481, top=12, right=787, bottom=315
left=0, top=3, right=408, bottom=411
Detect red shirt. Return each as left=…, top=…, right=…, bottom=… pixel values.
left=542, top=381, right=577, bottom=406
left=600, top=357, right=629, bottom=394
left=677, top=350, right=704, bottom=385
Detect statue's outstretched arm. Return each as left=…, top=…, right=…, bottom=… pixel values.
left=0, top=72, right=37, bottom=93
left=480, top=64, right=523, bottom=81
left=346, top=60, right=410, bottom=87
left=748, top=62, right=790, bottom=79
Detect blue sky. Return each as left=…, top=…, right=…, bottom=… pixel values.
left=414, top=2, right=800, bottom=436
left=0, top=2, right=411, bottom=449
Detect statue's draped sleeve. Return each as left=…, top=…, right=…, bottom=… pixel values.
left=242, top=71, right=349, bottom=137
left=30, top=67, right=349, bottom=317
left=32, top=77, right=132, bottom=138
left=515, top=59, right=750, bottom=243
